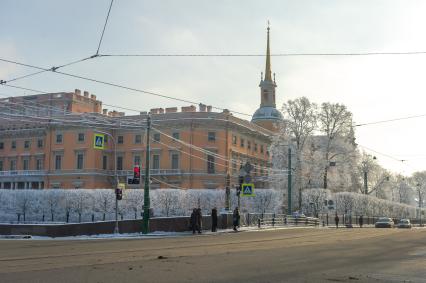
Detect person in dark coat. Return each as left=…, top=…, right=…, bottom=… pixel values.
left=211, top=207, right=218, bottom=232
left=196, top=208, right=202, bottom=234
left=359, top=215, right=364, bottom=228
left=190, top=208, right=197, bottom=234
left=233, top=207, right=240, bottom=231
left=335, top=213, right=339, bottom=228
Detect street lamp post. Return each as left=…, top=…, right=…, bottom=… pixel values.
left=96, top=130, right=119, bottom=234
left=417, top=183, right=423, bottom=227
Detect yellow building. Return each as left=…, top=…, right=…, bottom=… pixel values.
left=0, top=27, right=282, bottom=190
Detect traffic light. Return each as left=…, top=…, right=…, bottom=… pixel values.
left=133, top=165, right=140, bottom=184
left=237, top=175, right=244, bottom=196
left=116, top=188, right=123, bottom=200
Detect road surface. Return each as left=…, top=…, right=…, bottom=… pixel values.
left=0, top=227, right=425, bottom=282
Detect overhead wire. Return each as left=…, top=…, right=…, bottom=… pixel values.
left=98, top=51, right=426, bottom=57
left=96, top=0, right=114, bottom=56
left=0, top=57, right=253, bottom=117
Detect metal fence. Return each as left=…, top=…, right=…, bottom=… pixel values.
left=242, top=213, right=320, bottom=228
left=318, top=214, right=425, bottom=227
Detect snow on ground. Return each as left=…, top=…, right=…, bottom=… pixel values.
left=0, top=225, right=322, bottom=240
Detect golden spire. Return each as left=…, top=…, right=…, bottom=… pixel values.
left=264, top=22, right=272, bottom=81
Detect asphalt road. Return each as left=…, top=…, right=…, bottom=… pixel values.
left=0, top=228, right=425, bottom=283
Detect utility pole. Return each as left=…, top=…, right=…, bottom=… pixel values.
left=225, top=173, right=230, bottom=211
left=363, top=170, right=368, bottom=195
left=142, top=114, right=151, bottom=234
left=419, top=190, right=422, bottom=227
left=288, top=147, right=292, bottom=215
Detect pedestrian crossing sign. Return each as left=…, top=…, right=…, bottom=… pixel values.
left=241, top=183, right=255, bottom=197
left=93, top=133, right=105, bottom=150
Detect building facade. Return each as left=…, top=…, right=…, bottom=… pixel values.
left=0, top=27, right=282, bottom=190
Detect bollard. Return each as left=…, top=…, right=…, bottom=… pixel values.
left=258, top=218, right=261, bottom=228
left=272, top=217, right=275, bottom=227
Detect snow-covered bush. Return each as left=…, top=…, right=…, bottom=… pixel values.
left=0, top=188, right=421, bottom=223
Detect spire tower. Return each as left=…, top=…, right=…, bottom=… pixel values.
left=264, top=24, right=272, bottom=81
left=251, top=24, right=283, bottom=131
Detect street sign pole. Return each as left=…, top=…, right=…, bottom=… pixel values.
left=142, top=114, right=151, bottom=234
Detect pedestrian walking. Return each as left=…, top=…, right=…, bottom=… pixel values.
left=335, top=213, right=339, bottom=228
left=233, top=207, right=240, bottom=231
left=359, top=215, right=363, bottom=228
left=190, top=208, right=197, bottom=234
left=196, top=208, right=202, bottom=234
left=211, top=207, right=218, bottom=232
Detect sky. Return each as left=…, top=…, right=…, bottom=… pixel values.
left=1, top=0, right=426, bottom=175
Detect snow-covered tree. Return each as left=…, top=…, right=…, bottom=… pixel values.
left=318, top=102, right=353, bottom=189
left=95, top=189, right=115, bottom=221
left=45, top=190, right=61, bottom=222
left=282, top=97, right=318, bottom=209
left=301, top=189, right=329, bottom=217
left=125, top=189, right=144, bottom=219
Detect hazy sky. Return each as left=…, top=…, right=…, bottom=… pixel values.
left=1, top=0, right=426, bottom=175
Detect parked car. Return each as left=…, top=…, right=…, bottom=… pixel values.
left=375, top=217, right=394, bottom=228
left=397, top=219, right=412, bottom=229
left=292, top=211, right=306, bottom=218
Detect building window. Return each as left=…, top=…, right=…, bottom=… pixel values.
left=0, top=160, right=3, bottom=171
left=37, top=139, right=44, bottom=148
left=152, top=154, right=160, bottom=169
left=76, top=153, right=84, bottom=170
left=208, top=132, right=216, bottom=142
left=240, top=138, right=245, bottom=148
left=23, top=159, right=29, bottom=170
left=134, top=155, right=141, bottom=166
left=117, top=135, right=124, bottom=144
left=56, top=134, right=63, bottom=143
left=102, top=155, right=108, bottom=170
left=207, top=155, right=215, bottom=174
left=55, top=155, right=62, bottom=170
left=78, top=133, right=85, bottom=142
left=232, top=160, right=237, bottom=173
left=247, top=141, right=251, bottom=150
left=135, top=134, right=141, bottom=144
left=11, top=140, right=16, bottom=149
left=172, top=132, right=180, bottom=140
left=0, top=142, right=4, bottom=150
left=254, top=143, right=258, bottom=152
left=153, top=133, right=160, bottom=142
left=171, top=153, right=179, bottom=169
left=232, top=136, right=237, bottom=145
left=24, top=140, right=30, bottom=149
left=260, top=145, right=264, bottom=154
left=36, top=159, right=43, bottom=170
left=117, top=156, right=123, bottom=170
left=10, top=160, right=17, bottom=170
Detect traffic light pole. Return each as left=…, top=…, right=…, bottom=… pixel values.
left=142, top=114, right=151, bottom=234
left=288, top=147, right=292, bottom=215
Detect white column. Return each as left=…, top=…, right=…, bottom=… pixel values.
left=38, top=182, right=42, bottom=189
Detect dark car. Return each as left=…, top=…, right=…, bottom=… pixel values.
left=375, top=217, right=394, bottom=228
left=397, top=219, right=412, bottom=229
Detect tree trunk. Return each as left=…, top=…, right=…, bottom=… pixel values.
left=323, top=167, right=328, bottom=189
